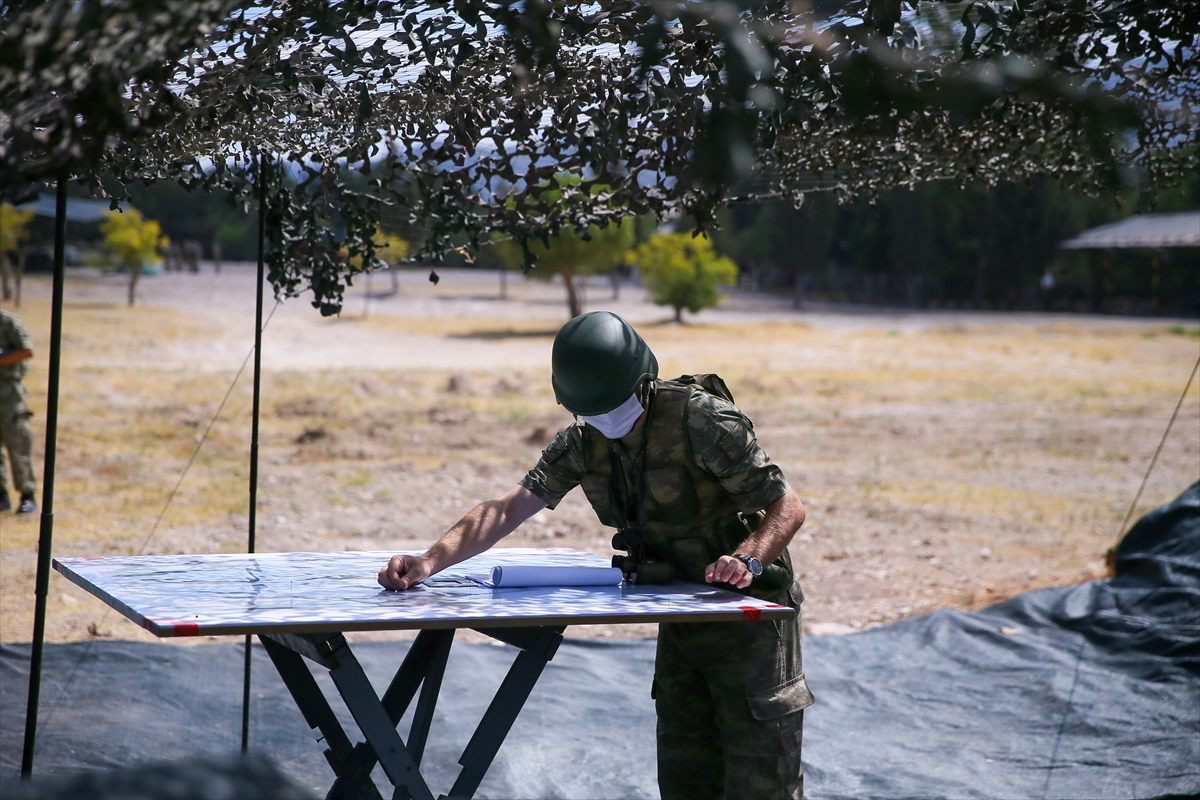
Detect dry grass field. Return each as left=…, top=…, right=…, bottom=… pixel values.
left=1, top=267, right=1197, bottom=645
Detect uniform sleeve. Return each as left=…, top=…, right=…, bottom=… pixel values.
left=686, top=392, right=791, bottom=514
left=519, top=423, right=588, bottom=510
left=3, top=314, right=33, bottom=351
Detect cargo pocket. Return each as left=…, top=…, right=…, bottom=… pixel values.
left=746, top=674, right=814, bottom=720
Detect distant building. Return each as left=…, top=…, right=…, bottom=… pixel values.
left=1060, top=211, right=1199, bottom=250
left=17, top=193, right=116, bottom=224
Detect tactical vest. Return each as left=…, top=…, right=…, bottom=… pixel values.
left=578, top=375, right=795, bottom=600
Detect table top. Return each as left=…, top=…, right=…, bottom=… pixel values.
left=54, top=548, right=794, bottom=637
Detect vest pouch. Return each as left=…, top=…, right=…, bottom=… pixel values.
left=753, top=564, right=790, bottom=595
left=646, top=466, right=700, bottom=524
left=633, top=561, right=674, bottom=584
left=668, top=536, right=712, bottom=584
left=580, top=474, right=622, bottom=529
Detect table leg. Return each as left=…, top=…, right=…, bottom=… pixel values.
left=264, top=626, right=563, bottom=800
left=407, top=629, right=453, bottom=765
left=326, top=637, right=436, bottom=800
left=446, top=625, right=565, bottom=799
left=259, top=635, right=383, bottom=800
left=328, top=629, right=454, bottom=800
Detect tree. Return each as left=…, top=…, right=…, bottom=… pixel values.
left=489, top=223, right=634, bottom=318
left=628, top=233, right=738, bottom=322
left=376, top=230, right=411, bottom=294
left=0, top=203, right=35, bottom=304
left=345, top=227, right=411, bottom=297
left=99, top=209, right=168, bottom=306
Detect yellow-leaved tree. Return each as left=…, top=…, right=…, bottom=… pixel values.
left=626, top=233, right=738, bottom=322
left=342, top=227, right=411, bottom=314
left=489, top=223, right=635, bottom=318
left=100, top=209, right=168, bottom=306
left=1, top=203, right=36, bottom=304
left=375, top=229, right=410, bottom=293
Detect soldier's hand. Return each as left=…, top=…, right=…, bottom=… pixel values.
left=378, top=554, right=433, bottom=591
left=705, top=555, right=752, bottom=589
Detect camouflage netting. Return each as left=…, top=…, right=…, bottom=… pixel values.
left=3, top=1, right=1197, bottom=314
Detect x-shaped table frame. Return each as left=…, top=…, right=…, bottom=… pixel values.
left=260, top=625, right=565, bottom=800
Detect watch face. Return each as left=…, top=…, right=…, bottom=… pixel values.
left=739, top=555, right=763, bottom=576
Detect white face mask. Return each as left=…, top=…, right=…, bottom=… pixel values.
left=581, top=393, right=644, bottom=440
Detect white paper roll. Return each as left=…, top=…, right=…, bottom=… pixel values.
left=490, top=565, right=624, bottom=587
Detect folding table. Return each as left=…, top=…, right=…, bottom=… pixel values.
left=54, top=547, right=794, bottom=800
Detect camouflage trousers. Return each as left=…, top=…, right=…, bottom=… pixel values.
left=654, top=583, right=813, bottom=800
left=0, top=379, right=37, bottom=497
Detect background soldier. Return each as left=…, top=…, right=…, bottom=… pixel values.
left=380, top=311, right=813, bottom=800
left=0, top=309, right=37, bottom=514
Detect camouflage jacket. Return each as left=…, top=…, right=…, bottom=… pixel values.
left=0, top=310, right=33, bottom=381
left=521, top=376, right=792, bottom=596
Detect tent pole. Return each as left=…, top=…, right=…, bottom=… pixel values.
left=242, top=156, right=267, bottom=753
left=20, top=175, right=68, bottom=778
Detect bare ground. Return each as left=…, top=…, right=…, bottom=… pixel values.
left=1, top=265, right=1197, bottom=646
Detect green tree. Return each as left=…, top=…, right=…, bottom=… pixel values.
left=0, top=202, right=35, bottom=304
left=490, top=223, right=635, bottom=318
left=100, top=208, right=168, bottom=306
left=628, top=233, right=738, bottom=322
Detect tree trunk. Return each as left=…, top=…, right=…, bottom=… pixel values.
left=499, top=267, right=507, bottom=299
left=128, top=263, right=141, bottom=306
left=563, top=269, right=583, bottom=317
left=611, top=269, right=620, bottom=300
left=1, top=253, right=10, bottom=301
left=390, top=264, right=400, bottom=293
left=673, top=305, right=683, bottom=323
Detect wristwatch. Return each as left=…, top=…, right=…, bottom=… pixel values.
left=734, top=554, right=763, bottom=581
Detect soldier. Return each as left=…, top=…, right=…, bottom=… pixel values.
left=0, top=309, right=37, bottom=514
left=379, top=311, right=812, bottom=799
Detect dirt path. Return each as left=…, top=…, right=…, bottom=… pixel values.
left=2, top=268, right=1197, bottom=645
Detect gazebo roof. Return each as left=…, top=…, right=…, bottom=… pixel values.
left=1060, top=211, right=1200, bottom=249
left=18, top=193, right=114, bottom=224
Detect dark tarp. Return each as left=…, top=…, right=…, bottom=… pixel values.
left=3, top=484, right=1197, bottom=799
left=0, top=753, right=315, bottom=800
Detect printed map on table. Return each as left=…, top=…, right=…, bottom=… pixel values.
left=54, top=548, right=794, bottom=637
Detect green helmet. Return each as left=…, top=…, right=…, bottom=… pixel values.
left=552, top=311, right=658, bottom=415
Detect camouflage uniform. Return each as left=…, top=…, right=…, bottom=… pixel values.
left=0, top=311, right=37, bottom=500
left=522, top=376, right=813, bottom=800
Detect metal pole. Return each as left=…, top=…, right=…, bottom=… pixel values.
left=21, top=176, right=68, bottom=777
left=242, top=156, right=267, bottom=753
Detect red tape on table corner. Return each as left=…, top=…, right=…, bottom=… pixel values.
left=149, top=618, right=200, bottom=637
left=738, top=606, right=762, bottom=621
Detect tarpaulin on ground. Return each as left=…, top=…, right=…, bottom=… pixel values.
left=2, top=484, right=1197, bottom=799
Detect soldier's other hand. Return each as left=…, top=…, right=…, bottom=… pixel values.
left=378, top=554, right=433, bottom=591
left=705, top=555, right=751, bottom=589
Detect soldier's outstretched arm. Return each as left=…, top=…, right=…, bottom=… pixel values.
left=0, top=348, right=33, bottom=366
left=378, top=485, right=546, bottom=590
left=706, top=489, right=806, bottom=589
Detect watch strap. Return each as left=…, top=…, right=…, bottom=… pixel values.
left=734, top=553, right=763, bottom=578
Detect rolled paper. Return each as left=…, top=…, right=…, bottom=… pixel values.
left=490, top=565, right=624, bottom=587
